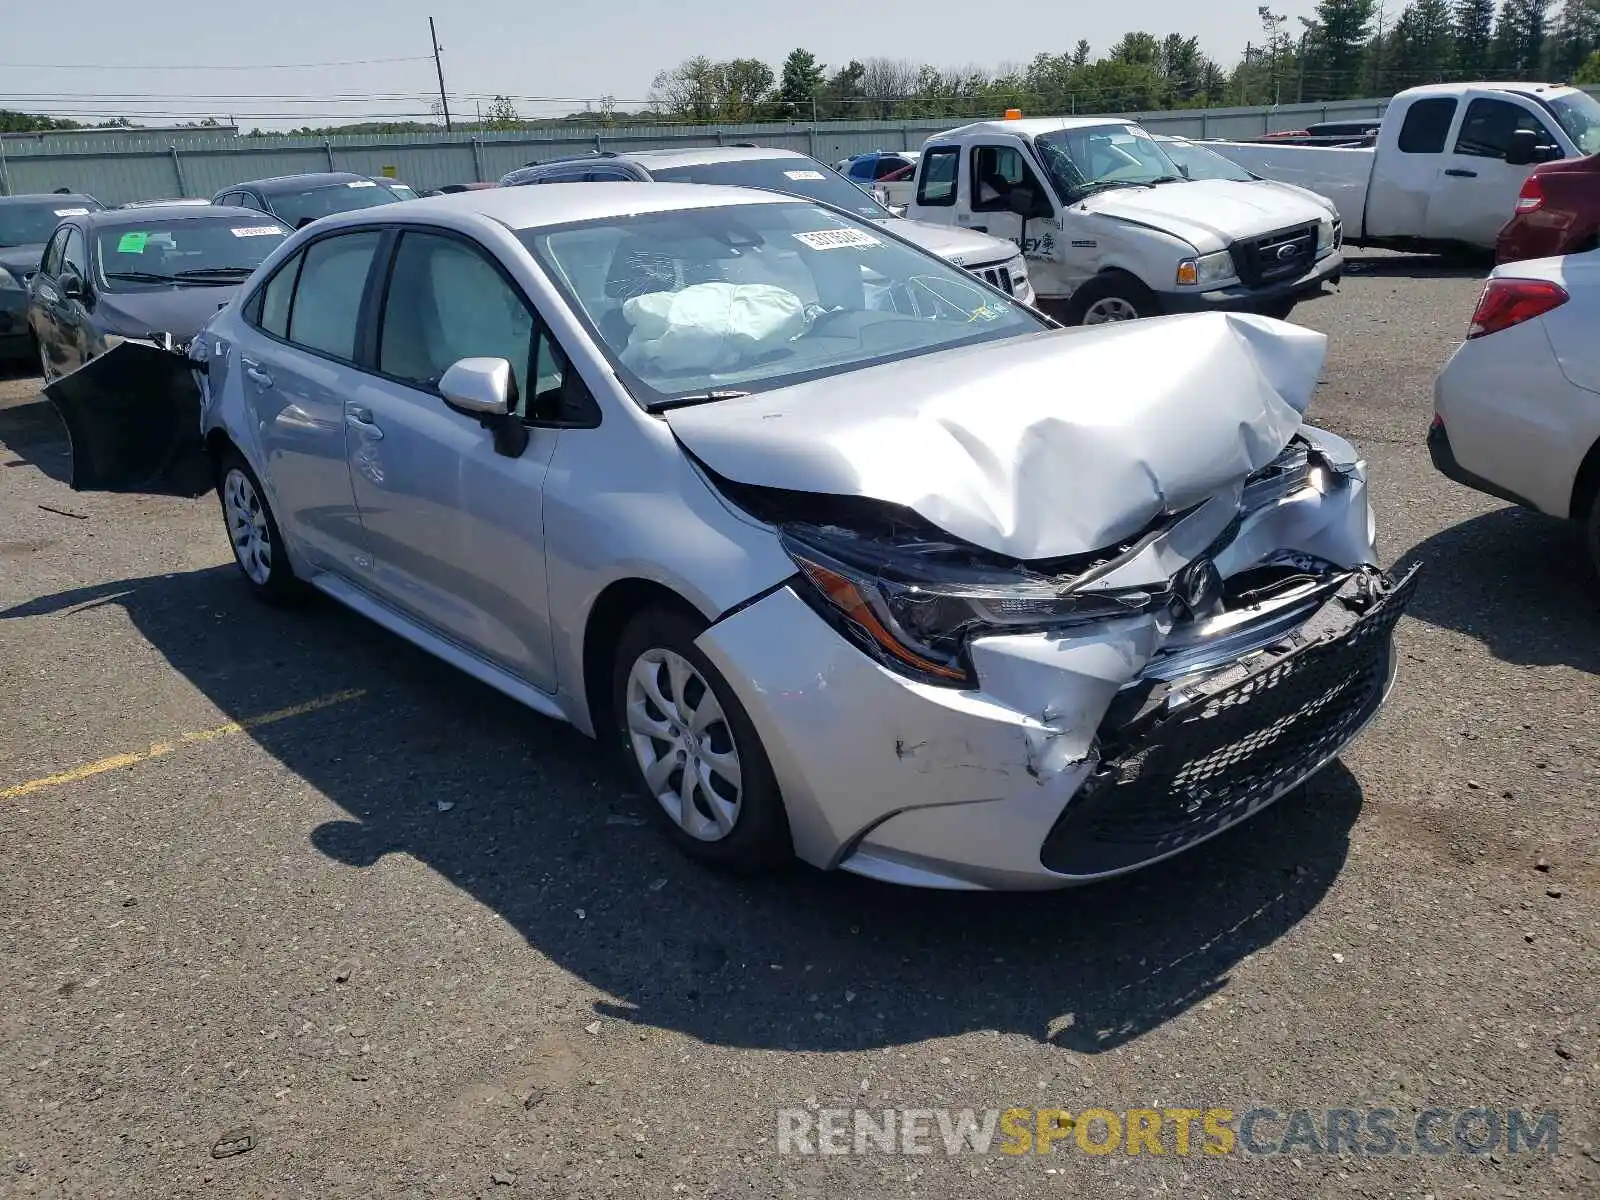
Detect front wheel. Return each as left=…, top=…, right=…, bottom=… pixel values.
left=611, top=607, right=792, bottom=872
left=1066, top=275, right=1158, bottom=326
left=216, top=449, right=306, bottom=604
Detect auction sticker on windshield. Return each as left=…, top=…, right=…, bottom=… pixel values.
left=230, top=225, right=282, bottom=237
left=55, top=208, right=90, bottom=217
left=784, top=170, right=826, bottom=181
left=116, top=232, right=149, bottom=253
left=346, top=181, right=378, bottom=188
left=794, top=228, right=881, bottom=251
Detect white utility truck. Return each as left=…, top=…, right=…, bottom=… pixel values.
left=904, top=114, right=1343, bottom=324
left=1205, top=82, right=1600, bottom=253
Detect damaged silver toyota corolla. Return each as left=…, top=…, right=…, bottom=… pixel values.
left=45, top=183, right=1418, bottom=890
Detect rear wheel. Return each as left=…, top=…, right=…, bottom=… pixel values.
left=216, top=449, right=305, bottom=603
left=1586, top=492, right=1600, bottom=592
left=611, top=607, right=792, bottom=872
left=1066, top=274, right=1158, bottom=326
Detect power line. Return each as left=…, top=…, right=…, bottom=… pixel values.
left=0, top=55, right=434, bottom=70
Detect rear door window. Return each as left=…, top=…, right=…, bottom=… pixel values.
left=917, top=147, right=959, bottom=206
left=285, top=231, right=381, bottom=361
left=1397, top=98, right=1458, bottom=153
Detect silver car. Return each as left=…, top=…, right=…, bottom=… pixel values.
left=48, top=184, right=1417, bottom=890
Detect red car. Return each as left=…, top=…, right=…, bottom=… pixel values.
left=1497, top=153, right=1600, bottom=264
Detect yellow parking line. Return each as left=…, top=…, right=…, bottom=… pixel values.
left=0, top=689, right=366, bottom=801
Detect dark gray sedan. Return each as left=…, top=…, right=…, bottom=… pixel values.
left=0, top=193, right=105, bottom=361
left=26, top=205, right=290, bottom=381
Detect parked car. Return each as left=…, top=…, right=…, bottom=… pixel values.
left=841, top=150, right=921, bottom=207
left=0, top=192, right=105, bottom=361
left=904, top=115, right=1342, bottom=323
left=1496, top=151, right=1600, bottom=263
left=1432, top=248, right=1600, bottom=579
left=1154, top=134, right=1346, bottom=229
left=26, top=204, right=290, bottom=381
left=44, top=183, right=1414, bottom=890
left=1206, top=82, right=1600, bottom=253
left=118, top=198, right=213, bottom=209
left=211, top=172, right=417, bottom=229
left=500, top=147, right=1034, bottom=304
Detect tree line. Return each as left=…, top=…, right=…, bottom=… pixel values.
left=645, top=0, right=1600, bottom=124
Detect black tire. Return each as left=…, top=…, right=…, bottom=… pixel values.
left=1586, top=491, right=1600, bottom=593
left=610, top=606, right=793, bottom=872
left=214, top=448, right=307, bottom=604
left=1064, top=273, right=1159, bottom=326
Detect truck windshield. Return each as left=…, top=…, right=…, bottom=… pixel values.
left=1033, top=125, right=1186, bottom=200
left=1546, top=90, right=1600, bottom=157
left=519, top=200, right=1044, bottom=409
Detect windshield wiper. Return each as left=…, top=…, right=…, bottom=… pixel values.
left=648, top=389, right=751, bottom=413
left=104, top=270, right=178, bottom=283
left=174, top=266, right=254, bottom=278
left=1147, top=175, right=1187, bottom=185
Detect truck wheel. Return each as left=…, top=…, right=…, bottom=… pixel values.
left=1066, top=275, right=1157, bottom=325
left=1586, top=489, right=1600, bottom=593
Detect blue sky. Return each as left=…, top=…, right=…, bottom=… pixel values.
left=3, top=0, right=1323, bottom=129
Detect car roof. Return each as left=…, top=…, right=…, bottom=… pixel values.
left=1397, top=81, right=1581, bottom=101
left=225, top=172, right=379, bottom=194
left=931, top=116, right=1138, bottom=141
left=0, top=193, right=101, bottom=207
left=619, top=145, right=812, bottom=171
left=80, top=204, right=277, bottom=229
left=308, top=181, right=801, bottom=235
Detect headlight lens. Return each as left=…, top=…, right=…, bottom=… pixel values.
left=782, top=525, right=1157, bottom=687
left=1176, top=250, right=1236, bottom=288
left=0, top=267, right=20, bottom=292
left=1317, top=218, right=1337, bottom=254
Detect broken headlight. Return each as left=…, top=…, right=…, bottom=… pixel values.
left=782, top=524, right=1157, bottom=687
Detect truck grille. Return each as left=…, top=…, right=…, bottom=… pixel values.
left=1231, top=224, right=1318, bottom=287
left=968, top=264, right=1015, bottom=295
left=1039, top=565, right=1420, bottom=877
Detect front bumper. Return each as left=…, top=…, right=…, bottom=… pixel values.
left=0, top=289, right=29, bottom=360
left=1155, top=251, right=1343, bottom=316
left=697, top=443, right=1407, bottom=890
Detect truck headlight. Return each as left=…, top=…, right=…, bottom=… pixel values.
left=0, top=267, right=21, bottom=292
left=1176, top=251, right=1236, bottom=288
left=1317, top=217, right=1339, bottom=255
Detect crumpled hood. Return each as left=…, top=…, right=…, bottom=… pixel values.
left=667, top=311, right=1326, bottom=560
left=875, top=218, right=1017, bottom=266
left=0, top=243, right=47, bottom=276
left=94, top=286, right=240, bottom=344
left=1081, top=179, right=1328, bottom=253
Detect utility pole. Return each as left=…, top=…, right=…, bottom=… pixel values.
left=429, top=17, right=453, bottom=133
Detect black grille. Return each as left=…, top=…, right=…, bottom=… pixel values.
left=1040, top=565, right=1420, bottom=877
left=1231, top=224, right=1318, bottom=287
left=971, top=264, right=1014, bottom=295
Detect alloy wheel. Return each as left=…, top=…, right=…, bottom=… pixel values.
left=1082, top=296, right=1142, bottom=324
left=223, top=468, right=273, bottom=586
left=624, top=648, right=743, bottom=842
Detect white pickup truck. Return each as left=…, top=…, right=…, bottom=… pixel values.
left=1205, top=82, right=1600, bottom=253
left=905, top=115, right=1342, bottom=324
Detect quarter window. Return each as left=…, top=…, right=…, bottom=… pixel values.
left=916, top=147, right=958, bottom=206
left=1396, top=98, right=1458, bottom=154
left=61, top=227, right=87, bottom=279
left=285, top=231, right=381, bottom=361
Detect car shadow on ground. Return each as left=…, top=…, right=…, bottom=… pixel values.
left=1397, top=505, right=1599, bottom=673
left=2, top=563, right=1364, bottom=1055
left=1342, top=253, right=1488, bottom=280
left=0, top=396, right=72, bottom=485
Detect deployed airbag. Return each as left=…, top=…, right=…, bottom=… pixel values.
left=665, top=312, right=1327, bottom=560
left=621, top=282, right=807, bottom=374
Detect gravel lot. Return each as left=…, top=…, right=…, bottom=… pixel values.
left=0, top=254, right=1595, bottom=1199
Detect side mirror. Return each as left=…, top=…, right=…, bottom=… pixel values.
left=1006, top=186, right=1053, bottom=221
left=295, top=216, right=315, bottom=230
left=439, top=356, right=528, bottom=458
left=1506, top=129, right=1538, bottom=167
left=1536, top=143, right=1565, bottom=163
left=59, top=272, right=86, bottom=301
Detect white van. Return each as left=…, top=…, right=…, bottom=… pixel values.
left=906, top=115, right=1343, bottom=324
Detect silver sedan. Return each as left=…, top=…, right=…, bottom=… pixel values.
left=47, top=183, right=1415, bottom=890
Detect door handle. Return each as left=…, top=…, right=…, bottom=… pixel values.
left=1444, top=168, right=1478, bottom=178
left=345, top=406, right=383, bottom=440
left=242, top=360, right=274, bottom=387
